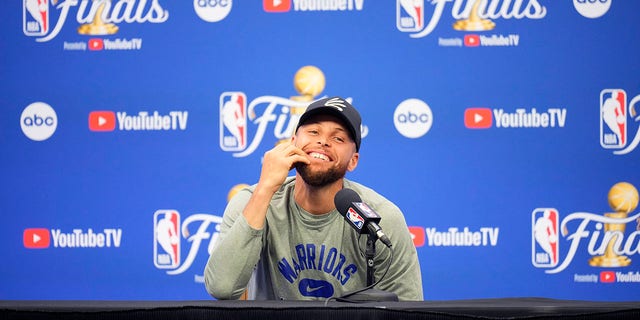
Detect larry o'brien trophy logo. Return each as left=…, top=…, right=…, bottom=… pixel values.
left=532, top=182, right=640, bottom=274
left=451, top=0, right=495, bottom=31
left=76, top=1, right=118, bottom=36
left=600, top=89, right=640, bottom=155
left=281, top=65, right=326, bottom=144
left=220, top=65, right=368, bottom=158
left=589, top=182, right=639, bottom=268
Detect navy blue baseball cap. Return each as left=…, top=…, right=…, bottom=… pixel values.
left=296, top=96, right=362, bottom=151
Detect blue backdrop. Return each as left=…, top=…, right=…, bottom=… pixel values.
left=2, top=0, right=640, bottom=301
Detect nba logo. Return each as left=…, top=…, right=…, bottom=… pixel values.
left=531, top=208, right=559, bottom=268
left=23, top=0, right=49, bottom=36
left=397, top=0, right=424, bottom=32
left=347, top=207, right=364, bottom=230
left=220, top=92, right=248, bottom=152
left=154, top=210, right=181, bottom=269
left=600, top=89, right=627, bottom=149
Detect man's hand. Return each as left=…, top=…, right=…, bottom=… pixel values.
left=257, top=142, right=310, bottom=193
left=242, top=142, right=310, bottom=229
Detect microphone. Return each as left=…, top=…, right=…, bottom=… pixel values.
left=334, top=188, right=392, bottom=248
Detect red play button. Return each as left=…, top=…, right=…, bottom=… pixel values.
left=465, top=108, right=493, bottom=129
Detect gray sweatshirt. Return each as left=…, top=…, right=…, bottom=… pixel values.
left=204, top=177, right=423, bottom=301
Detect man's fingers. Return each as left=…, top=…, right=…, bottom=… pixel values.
left=281, top=143, right=308, bottom=158
left=266, top=142, right=310, bottom=170
left=288, top=155, right=310, bottom=170
left=292, top=154, right=311, bottom=165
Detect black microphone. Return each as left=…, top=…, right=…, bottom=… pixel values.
left=334, top=188, right=392, bottom=248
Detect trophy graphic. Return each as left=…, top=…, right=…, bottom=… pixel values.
left=452, top=0, right=495, bottom=31
left=588, top=182, right=639, bottom=267
left=227, top=183, right=250, bottom=202
left=277, top=65, right=326, bottom=145
left=77, top=0, right=119, bottom=35
left=291, top=65, right=326, bottom=121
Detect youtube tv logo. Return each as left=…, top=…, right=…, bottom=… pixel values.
left=88, top=38, right=104, bottom=51
left=89, top=111, right=116, bottom=131
left=465, top=108, right=493, bottom=129
left=24, top=228, right=50, bottom=249
left=464, top=34, right=480, bottom=47
left=264, top=0, right=291, bottom=12
left=408, top=226, right=425, bottom=247
left=600, top=271, right=616, bottom=283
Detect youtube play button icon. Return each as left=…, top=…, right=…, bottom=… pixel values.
left=89, top=111, right=116, bottom=131
left=23, top=228, right=51, bottom=249
left=464, top=108, right=493, bottom=129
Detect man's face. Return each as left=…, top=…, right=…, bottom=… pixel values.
left=293, top=114, right=359, bottom=187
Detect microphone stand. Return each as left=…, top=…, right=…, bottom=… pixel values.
left=366, top=235, right=376, bottom=286
left=343, top=232, right=398, bottom=302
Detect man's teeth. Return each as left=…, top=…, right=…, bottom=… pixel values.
left=310, top=152, right=329, bottom=161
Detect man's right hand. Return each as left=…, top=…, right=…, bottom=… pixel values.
left=257, top=142, right=310, bottom=193
left=242, top=142, right=310, bottom=229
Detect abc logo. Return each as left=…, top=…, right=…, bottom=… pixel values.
left=194, top=0, right=232, bottom=22
left=573, top=0, right=611, bottom=18
left=20, top=102, right=57, bottom=141
left=394, top=98, right=433, bottom=139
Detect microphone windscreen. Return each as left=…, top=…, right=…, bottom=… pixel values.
left=334, top=188, right=362, bottom=215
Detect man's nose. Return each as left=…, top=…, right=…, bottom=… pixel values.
left=316, top=136, right=330, bottom=146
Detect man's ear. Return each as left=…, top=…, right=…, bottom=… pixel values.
left=347, top=152, right=359, bottom=172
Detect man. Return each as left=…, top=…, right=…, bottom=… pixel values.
left=205, top=96, right=423, bottom=301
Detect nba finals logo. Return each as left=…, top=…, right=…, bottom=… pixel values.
left=396, top=0, right=546, bottom=39
left=154, top=210, right=180, bottom=269
left=22, top=0, right=168, bottom=42
left=533, top=182, right=640, bottom=274
left=219, top=65, right=347, bottom=158
left=600, top=89, right=640, bottom=155
left=152, top=188, right=242, bottom=280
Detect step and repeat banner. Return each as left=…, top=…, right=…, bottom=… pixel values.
left=2, top=0, right=639, bottom=301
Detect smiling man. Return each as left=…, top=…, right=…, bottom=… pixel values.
left=204, top=96, right=423, bottom=301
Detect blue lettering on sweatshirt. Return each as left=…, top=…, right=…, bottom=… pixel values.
left=277, top=243, right=357, bottom=286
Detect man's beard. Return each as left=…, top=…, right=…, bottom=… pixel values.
left=294, top=162, right=347, bottom=187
